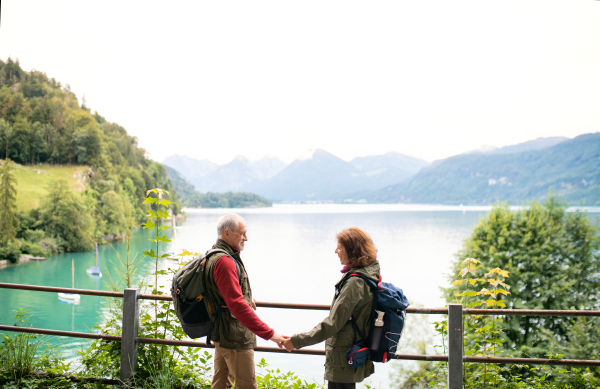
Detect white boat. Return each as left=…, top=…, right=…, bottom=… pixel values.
left=86, top=245, right=102, bottom=276
left=58, top=259, right=80, bottom=303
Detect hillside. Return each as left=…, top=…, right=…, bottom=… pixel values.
left=0, top=57, right=180, bottom=259
left=12, top=164, right=89, bottom=210
left=164, top=165, right=272, bottom=208
left=361, top=133, right=600, bottom=205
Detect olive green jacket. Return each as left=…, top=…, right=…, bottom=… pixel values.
left=203, top=239, right=257, bottom=350
left=291, top=261, right=380, bottom=383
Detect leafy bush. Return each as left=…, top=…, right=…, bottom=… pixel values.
left=0, top=239, right=21, bottom=263
left=444, top=197, right=600, bottom=357
left=0, top=309, right=72, bottom=388
left=407, top=259, right=599, bottom=389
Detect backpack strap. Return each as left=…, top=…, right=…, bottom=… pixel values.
left=335, top=273, right=379, bottom=345
left=203, top=248, right=243, bottom=344
left=204, top=248, right=242, bottom=287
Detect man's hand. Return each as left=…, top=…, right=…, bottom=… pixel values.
left=269, top=332, right=290, bottom=349
left=283, top=338, right=296, bottom=352
left=252, top=297, right=257, bottom=310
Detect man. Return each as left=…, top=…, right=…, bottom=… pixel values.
left=203, top=213, right=287, bottom=389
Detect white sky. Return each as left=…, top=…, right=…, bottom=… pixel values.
left=1, top=0, right=599, bottom=164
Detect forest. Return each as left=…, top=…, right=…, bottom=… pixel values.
left=0, top=57, right=183, bottom=262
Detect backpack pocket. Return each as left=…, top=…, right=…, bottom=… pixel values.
left=346, top=344, right=370, bottom=367
left=182, top=321, right=214, bottom=339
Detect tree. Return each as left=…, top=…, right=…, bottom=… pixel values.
left=0, top=118, right=13, bottom=160
left=0, top=159, right=19, bottom=243
left=445, top=196, right=600, bottom=357
left=38, top=180, right=95, bottom=252
left=10, top=117, right=30, bottom=163
left=29, top=122, right=46, bottom=164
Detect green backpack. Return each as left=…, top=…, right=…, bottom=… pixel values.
left=171, top=249, right=241, bottom=342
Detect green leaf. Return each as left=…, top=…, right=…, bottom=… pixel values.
left=160, top=199, right=172, bottom=207
left=143, top=197, right=157, bottom=204
left=143, top=221, right=155, bottom=230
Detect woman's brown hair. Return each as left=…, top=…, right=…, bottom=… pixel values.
left=336, top=227, right=378, bottom=268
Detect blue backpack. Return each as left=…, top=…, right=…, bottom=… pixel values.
left=336, top=273, right=410, bottom=366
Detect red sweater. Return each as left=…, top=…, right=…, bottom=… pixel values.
left=213, top=255, right=275, bottom=340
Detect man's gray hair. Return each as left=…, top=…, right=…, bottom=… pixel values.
left=217, top=213, right=246, bottom=237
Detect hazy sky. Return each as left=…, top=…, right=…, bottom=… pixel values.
left=1, top=0, right=599, bottom=164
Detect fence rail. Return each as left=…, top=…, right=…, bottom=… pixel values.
left=1, top=282, right=599, bottom=389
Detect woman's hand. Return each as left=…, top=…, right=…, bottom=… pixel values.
left=269, top=332, right=289, bottom=348
left=283, top=338, right=296, bottom=352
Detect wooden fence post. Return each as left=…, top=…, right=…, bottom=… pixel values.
left=120, top=288, right=140, bottom=383
left=448, top=303, right=464, bottom=389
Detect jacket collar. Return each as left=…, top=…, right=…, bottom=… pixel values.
left=336, top=260, right=380, bottom=287
left=212, top=238, right=240, bottom=258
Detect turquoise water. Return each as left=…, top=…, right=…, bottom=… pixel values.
left=1, top=204, right=598, bottom=387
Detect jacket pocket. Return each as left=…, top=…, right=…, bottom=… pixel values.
left=228, top=317, right=241, bottom=343
left=330, top=331, right=355, bottom=348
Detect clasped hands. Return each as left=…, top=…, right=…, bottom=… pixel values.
left=269, top=332, right=296, bottom=352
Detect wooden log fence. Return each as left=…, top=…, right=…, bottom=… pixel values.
left=1, top=282, right=599, bottom=389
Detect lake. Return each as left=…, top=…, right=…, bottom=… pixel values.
left=1, top=204, right=599, bottom=388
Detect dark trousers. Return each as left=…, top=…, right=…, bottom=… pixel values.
left=328, top=382, right=355, bottom=389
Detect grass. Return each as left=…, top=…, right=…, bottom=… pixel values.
left=8, top=162, right=90, bottom=210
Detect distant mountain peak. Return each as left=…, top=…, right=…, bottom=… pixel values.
left=298, top=149, right=317, bottom=161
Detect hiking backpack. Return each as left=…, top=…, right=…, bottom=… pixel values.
left=171, top=249, right=241, bottom=342
left=336, top=273, right=410, bottom=366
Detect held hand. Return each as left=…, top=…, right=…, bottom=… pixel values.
left=252, top=298, right=257, bottom=310
left=283, top=338, right=296, bottom=352
left=269, top=332, right=290, bottom=349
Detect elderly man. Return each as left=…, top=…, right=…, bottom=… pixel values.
left=204, top=213, right=287, bottom=389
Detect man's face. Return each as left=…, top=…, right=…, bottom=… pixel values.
left=229, top=222, right=248, bottom=251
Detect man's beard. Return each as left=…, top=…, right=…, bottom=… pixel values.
left=238, top=240, right=245, bottom=251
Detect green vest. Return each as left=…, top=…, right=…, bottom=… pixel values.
left=203, top=239, right=257, bottom=350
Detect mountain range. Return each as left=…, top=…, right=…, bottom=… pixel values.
left=163, top=150, right=429, bottom=202
left=352, top=133, right=600, bottom=205
left=163, top=134, right=600, bottom=205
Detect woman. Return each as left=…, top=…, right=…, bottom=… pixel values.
left=283, top=227, right=380, bottom=389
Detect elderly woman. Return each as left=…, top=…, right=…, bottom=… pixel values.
left=283, top=227, right=380, bottom=389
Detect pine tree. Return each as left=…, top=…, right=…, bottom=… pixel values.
left=0, top=159, right=18, bottom=243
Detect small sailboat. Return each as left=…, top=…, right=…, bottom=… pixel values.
left=58, top=259, right=81, bottom=303
left=86, top=244, right=102, bottom=276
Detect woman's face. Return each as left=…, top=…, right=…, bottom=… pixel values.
left=335, top=241, right=350, bottom=265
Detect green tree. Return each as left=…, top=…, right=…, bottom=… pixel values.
left=28, top=121, right=46, bottom=164
left=38, top=180, right=95, bottom=252
left=10, top=117, right=30, bottom=163
left=0, top=118, right=12, bottom=160
left=99, top=190, right=127, bottom=236
left=445, top=197, right=600, bottom=357
left=0, top=159, right=18, bottom=243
